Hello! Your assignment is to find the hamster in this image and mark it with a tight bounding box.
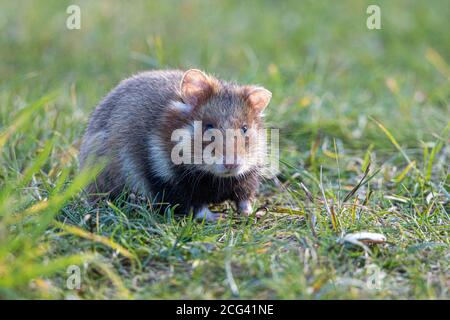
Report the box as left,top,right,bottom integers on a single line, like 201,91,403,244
79,69,272,221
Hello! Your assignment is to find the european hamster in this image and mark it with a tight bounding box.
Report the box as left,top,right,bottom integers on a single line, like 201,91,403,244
79,69,272,221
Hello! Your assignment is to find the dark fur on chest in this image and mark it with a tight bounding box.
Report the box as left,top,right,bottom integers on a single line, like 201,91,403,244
144,165,260,213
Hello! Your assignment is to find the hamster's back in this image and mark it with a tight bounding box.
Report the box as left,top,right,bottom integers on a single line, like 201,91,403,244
84,70,183,134
79,70,183,196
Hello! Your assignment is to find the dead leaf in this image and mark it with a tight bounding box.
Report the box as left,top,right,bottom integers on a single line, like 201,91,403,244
343,232,387,244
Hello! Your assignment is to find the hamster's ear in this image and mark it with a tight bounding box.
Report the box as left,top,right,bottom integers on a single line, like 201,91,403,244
244,87,272,112
180,69,214,107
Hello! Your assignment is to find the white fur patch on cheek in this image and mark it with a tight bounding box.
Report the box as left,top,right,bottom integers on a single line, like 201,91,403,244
170,100,193,113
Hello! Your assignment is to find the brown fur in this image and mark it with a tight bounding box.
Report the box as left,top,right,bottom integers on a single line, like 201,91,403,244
79,69,271,215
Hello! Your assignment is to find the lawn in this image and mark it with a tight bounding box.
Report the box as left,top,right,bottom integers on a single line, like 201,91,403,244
0,0,448,299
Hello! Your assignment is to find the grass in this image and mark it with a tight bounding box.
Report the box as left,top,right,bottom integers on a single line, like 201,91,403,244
0,0,449,299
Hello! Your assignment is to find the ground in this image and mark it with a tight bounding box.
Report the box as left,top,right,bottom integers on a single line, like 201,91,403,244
0,0,448,299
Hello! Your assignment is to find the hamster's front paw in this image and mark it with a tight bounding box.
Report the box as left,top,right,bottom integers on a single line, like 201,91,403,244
237,199,253,216
194,206,225,222
238,200,265,218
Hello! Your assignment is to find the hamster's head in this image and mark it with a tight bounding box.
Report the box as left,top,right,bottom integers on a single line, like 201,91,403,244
170,69,272,178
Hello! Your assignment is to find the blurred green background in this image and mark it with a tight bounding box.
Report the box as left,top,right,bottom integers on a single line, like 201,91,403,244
0,0,448,299
1,0,448,148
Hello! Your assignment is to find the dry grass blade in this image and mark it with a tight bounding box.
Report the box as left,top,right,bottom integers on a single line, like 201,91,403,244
393,160,416,183
299,182,315,202
54,221,135,260
371,117,423,179
343,163,371,203
271,206,304,215
426,47,450,79
371,117,412,163
319,166,338,232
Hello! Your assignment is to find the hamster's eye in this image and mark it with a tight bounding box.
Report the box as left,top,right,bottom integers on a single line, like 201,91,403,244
205,124,214,131
241,125,248,134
